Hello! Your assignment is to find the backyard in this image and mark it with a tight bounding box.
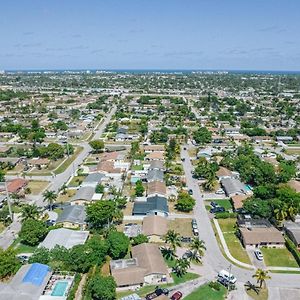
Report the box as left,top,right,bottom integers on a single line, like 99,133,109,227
27,180,49,195
168,218,193,237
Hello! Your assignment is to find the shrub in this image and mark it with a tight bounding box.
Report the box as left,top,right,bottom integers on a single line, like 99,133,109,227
215,212,237,219
209,281,221,291
67,273,82,300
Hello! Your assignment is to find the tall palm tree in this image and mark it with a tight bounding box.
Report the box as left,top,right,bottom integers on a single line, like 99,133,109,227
274,207,287,226
161,247,177,261
190,238,206,258
21,204,40,221
287,206,297,221
164,230,182,251
252,269,271,288
43,190,57,211
203,176,217,191
173,258,190,277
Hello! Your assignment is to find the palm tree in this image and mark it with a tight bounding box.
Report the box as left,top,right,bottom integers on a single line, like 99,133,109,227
43,190,57,211
287,206,297,221
252,269,271,288
189,238,206,259
274,207,287,226
21,204,40,221
164,230,182,251
173,258,190,277
161,247,177,261
203,175,217,191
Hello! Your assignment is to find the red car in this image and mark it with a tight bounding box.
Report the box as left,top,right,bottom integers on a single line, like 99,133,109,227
171,291,183,300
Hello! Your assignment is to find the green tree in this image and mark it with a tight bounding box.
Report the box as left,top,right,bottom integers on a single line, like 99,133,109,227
173,258,190,277
0,248,20,280
85,235,109,266
132,234,149,246
43,190,57,211
89,140,105,153
95,184,105,194
175,192,196,212
193,127,212,144
19,219,48,246
20,204,40,222
189,238,206,260
107,231,130,259
135,180,145,197
164,230,181,251
87,274,116,300
86,201,116,229
28,247,50,265
45,143,64,160
252,269,271,288
67,244,94,273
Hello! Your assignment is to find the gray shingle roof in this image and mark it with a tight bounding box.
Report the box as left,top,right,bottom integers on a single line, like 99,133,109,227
71,186,94,201
83,172,105,183
221,178,247,196
147,169,164,182
56,205,86,225
133,196,168,215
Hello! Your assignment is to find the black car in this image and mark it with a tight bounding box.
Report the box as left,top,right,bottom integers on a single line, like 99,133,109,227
188,189,193,195
210,207,225,213
210,201,219,208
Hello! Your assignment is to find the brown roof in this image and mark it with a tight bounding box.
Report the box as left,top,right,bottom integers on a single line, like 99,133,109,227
216,167,232,178
96,161,121,173
144,145,165,152
0,146,11,153
142,215,168,237
28,158,50,165
101,151,120,161
111,266,145,286
231,194,250,210
148,181,167,196
7,178,28,193
287,180,300,193
132,243,168,276
146,152,165,160
240,227,284,245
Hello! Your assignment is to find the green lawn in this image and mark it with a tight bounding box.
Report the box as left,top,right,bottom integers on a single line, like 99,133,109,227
68,175,86,187
246,287,268,300
54,146,83,174
12,238,37,254
172,272,199,285
218,219,251,264
261,247,299,268
184,283,226,300
205,199,232,210
132,164,143,171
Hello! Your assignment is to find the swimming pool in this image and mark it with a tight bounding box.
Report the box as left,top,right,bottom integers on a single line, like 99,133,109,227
245,184,252,192
51,281,68,297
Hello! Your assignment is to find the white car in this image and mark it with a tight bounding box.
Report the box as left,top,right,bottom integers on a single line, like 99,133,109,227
216,189,225,195
254,249,264,261
218,269,237,284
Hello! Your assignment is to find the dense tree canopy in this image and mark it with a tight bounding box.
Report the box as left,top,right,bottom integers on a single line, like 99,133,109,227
19,219,48,246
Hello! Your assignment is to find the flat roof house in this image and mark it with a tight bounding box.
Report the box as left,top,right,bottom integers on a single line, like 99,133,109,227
239,227,284,249
39,228,89,250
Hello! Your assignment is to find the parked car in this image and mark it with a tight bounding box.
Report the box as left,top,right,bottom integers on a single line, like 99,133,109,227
218,269,237,284
210,201,219,208
193,228,199,236
181,157,185,162
146,288,169,300
188,189,193,195
181,236,192,243
210,207,225,213
254,249,264,261
191,219,197,229
216,188,225,194
171,291,183,300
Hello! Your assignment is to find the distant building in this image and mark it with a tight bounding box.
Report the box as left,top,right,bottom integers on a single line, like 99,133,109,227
56,205,86,229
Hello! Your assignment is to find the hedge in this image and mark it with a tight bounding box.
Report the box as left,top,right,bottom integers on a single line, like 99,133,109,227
67,273,82,300
285,237,300,267
215,212,237,219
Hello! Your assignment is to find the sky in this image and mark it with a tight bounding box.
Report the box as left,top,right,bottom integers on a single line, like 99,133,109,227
0,0,299,71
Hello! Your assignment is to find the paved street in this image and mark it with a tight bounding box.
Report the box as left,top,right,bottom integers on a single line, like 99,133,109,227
180,145,300,293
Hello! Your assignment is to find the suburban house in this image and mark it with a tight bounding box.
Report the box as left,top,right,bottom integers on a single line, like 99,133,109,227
231,194,251,211
148,160,165,172
81,172,106,188
147,169,164,183
71,186,95,205
142,215,168,242
216,167,234,181
38,228,89,250
133,196,169,217
221,177,251,197
284,221,300,249
147,181,167,198
55,205,86,229
110,243,169,288
6,178,28,194
144,145,165,153
239,226,285,249
27,158,50,169
145,151,165,161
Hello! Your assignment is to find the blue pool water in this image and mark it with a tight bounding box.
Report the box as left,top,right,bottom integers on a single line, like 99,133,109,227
51,281,68,296
245,185,252,192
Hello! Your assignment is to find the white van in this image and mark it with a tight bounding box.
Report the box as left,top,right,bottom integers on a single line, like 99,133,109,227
217,270,237,284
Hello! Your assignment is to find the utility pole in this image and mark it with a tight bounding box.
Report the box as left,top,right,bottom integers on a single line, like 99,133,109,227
4,181,13,221
227,264,232,295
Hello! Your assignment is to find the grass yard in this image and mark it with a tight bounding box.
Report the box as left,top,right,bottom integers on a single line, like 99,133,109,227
0,222,5,233
260,247,299,268
56,189,76,203
168,218,193,237
27,180,49,195
68,175,86,187
184,283,226,300
54,146,83,174
246,287,268,300
168,200,193,215
205,199,232,210
172,272,199,285
218,219,251,264
132,164,144,171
